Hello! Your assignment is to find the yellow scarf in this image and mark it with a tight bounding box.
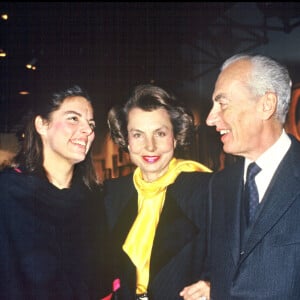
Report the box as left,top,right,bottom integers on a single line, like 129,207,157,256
122,158,211,293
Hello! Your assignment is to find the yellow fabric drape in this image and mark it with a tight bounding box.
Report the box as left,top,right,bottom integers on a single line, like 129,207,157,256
122,158,211,294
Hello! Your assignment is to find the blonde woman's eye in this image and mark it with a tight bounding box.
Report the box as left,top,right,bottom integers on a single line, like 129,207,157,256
157,131,166,137
133,132,141,138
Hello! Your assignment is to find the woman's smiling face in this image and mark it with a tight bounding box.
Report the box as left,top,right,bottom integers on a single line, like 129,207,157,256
127,107,176,182
36,96,95,167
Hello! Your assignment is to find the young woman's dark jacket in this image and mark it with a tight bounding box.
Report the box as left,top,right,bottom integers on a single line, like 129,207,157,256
0,166,111,300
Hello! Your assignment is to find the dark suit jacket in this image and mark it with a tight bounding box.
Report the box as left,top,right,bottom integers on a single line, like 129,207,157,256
209,135,300,299
104,171,212,300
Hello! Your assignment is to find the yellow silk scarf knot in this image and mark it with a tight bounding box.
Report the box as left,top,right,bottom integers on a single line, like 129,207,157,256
122,158,211,293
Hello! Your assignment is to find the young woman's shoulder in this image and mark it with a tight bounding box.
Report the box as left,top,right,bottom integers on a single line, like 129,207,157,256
0,166,25,186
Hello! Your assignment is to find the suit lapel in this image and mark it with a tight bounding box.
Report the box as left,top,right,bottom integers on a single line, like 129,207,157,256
239,141,300,263
109,176,138,293
150,180,199,278
117,194,137,294
222,161,245,266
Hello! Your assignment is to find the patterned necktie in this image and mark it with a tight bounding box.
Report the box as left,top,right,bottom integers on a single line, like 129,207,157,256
244,162,261,224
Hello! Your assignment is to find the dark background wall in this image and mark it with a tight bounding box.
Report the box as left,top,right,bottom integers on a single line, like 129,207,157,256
1,2,300,174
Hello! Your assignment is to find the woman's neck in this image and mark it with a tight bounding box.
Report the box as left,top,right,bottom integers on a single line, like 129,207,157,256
47,172,73,189
44,163,74,189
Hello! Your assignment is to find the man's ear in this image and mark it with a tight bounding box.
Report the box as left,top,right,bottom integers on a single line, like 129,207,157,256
260,92,277,120
34,115,47,135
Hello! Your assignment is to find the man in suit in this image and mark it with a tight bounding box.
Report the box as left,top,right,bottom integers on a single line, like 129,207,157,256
180,54,300,299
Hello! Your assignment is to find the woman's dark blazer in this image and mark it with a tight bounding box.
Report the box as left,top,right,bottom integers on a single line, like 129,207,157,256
104,171,212,300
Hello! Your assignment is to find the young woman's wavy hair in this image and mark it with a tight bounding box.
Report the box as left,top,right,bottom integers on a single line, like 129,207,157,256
107,84,195,155
13,85,97,189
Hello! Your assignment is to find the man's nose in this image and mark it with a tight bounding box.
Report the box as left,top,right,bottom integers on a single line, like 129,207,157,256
206,108,219,126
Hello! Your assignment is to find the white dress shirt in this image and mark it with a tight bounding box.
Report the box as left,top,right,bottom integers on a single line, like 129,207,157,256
244,130,291,202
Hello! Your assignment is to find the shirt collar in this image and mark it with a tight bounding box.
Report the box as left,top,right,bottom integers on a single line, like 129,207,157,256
244,129,291,180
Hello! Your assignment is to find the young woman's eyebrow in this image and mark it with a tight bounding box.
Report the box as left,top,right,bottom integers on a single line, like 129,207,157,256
64,110,95,122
